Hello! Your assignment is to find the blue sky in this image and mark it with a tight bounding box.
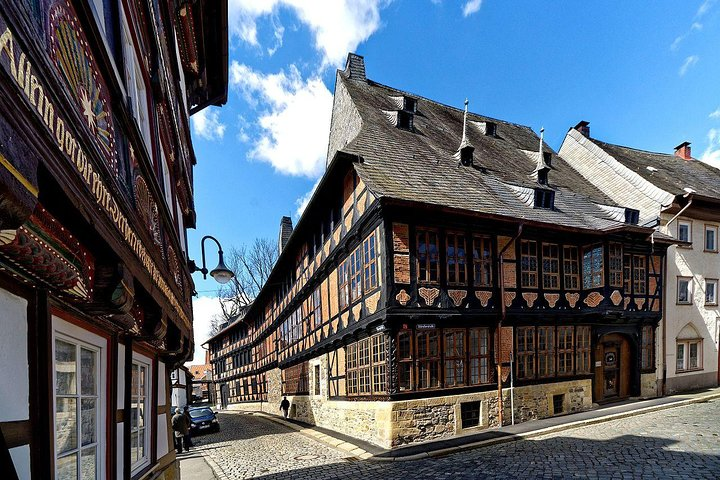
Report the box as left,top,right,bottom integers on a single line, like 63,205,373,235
185,0,720,363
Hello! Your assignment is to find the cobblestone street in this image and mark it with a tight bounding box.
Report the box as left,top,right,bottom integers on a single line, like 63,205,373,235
185,400,720,480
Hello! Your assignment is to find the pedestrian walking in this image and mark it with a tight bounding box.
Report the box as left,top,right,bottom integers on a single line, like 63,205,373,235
183,405,194,447
171,407,190,453
279,396,290,419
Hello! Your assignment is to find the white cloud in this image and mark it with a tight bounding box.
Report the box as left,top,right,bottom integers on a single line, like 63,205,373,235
700,128,720,169
191,108,226,141
229,0,385,67
679,55,699,76
462,0,482,17
188,296,224,365
670,22,703,51
295,177,322,218
230,62,333,177
709,107,720,119
696,0,717,18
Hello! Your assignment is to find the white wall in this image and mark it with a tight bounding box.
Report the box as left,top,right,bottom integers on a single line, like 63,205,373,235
157,414,169,458
170,369,188,408
9,446,30,480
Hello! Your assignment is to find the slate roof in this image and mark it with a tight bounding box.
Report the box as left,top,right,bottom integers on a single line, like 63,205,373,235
585,139,720,200
334,68,648,233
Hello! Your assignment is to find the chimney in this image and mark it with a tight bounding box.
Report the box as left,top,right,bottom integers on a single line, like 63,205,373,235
344,53,366,81
674,141,692,160
574,120,590,138
278,216,293,255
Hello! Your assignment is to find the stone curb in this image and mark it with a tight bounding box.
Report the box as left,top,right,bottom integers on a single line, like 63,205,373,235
367,391,720,462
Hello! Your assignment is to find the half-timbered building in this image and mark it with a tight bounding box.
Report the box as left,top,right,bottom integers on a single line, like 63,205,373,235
0,1,227,478
207,54,670,449
560,124,720,393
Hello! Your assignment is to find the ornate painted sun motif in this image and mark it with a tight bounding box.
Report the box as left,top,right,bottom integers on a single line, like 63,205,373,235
48,1,117,174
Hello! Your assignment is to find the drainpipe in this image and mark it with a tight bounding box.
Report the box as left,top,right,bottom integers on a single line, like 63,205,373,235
659,194,693,396
497,224,523,427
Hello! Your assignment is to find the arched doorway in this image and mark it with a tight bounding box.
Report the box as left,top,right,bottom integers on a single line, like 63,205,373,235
594,333,632,402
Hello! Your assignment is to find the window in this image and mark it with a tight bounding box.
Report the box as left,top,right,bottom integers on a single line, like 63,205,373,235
557,326,574,376
417,229,440,283
676,340,702,372
678,221,691,244
130,358,150,472
472,236,492,287
460,401,481,429
537,326,555,378
485,122,497,136
677,277,692,304
624,209,639,225
520,240,538,288
312,287,322,329
705,225,718,252
346,334,386,396
444,330,465,387
446,233,467,285
534,189,555,209
563,246,580,290
403,96,417,113
338,259,350,310
516,327,536,380
397,110,414,130
608,244,623,287
363,233,378,292
283,362,309,395
633,255,646,295
552,394,565,415
371,334,387,394
623,253,631,293
576,326,592,374
53,321,105,480
641,326,654,370
469,328,492,385
542,243,560,289
416,330,440,389
397,330,413,391
350,247,362,301
582,246,604,289
706,279,718,305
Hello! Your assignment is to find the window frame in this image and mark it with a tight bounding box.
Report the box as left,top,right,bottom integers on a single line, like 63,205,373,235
582,245,604,289
676,339,703,372
416,229,440,284
557,326,574,376
576,326,592,374
677,277,693,305
541,243,560,290
537,326,555,378
608,243,623,288
52,316,107,480
446,232,468,286
563,246,580,291
706,279,718,306
362,232,379,294
704,224,718,252
338,258,350,310
468,327,492,385
633,255,647,295
130,351,152,475
397,330,414,391
415,329,441,389
677,220,692,245
350,247,363,302
443,329,466,387
516,326,536,380
472,235,493,287
520,240,539,288
346,334,386,397
641,325,654,371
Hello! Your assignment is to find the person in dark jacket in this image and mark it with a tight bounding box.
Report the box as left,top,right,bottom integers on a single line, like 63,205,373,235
183,405,194,447
280,396,290,418
171,407,189,453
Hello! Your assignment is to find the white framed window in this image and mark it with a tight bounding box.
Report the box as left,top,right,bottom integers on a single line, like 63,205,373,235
677,220,692,245
706,279,718,306
677,277,692,304
52,316,106,480
676,323,703,373
705,225,718,252
121,11,151,153
130,353,152,475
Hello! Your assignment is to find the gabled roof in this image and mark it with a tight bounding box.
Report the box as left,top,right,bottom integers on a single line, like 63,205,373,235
332,66,646,233
584,138,720,200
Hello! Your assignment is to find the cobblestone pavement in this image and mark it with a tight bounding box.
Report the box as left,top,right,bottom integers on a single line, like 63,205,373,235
187,400,720,480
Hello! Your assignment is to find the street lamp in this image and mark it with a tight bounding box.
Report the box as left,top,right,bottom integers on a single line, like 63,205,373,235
189,235,235,284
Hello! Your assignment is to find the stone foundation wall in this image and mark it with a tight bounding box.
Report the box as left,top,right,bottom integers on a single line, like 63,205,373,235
640,372,658,398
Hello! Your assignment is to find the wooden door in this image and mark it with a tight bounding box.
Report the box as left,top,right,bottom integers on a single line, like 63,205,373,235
594,334,631,402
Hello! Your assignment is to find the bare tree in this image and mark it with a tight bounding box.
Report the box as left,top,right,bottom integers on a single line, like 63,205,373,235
216,238,278,322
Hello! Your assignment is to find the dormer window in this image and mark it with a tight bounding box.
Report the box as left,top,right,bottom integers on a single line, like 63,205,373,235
397,110,414,130
538,169,549,185
485,122,497,136
460,145,474,166
543,152,552,167
534,188,554,209
625,208,640,225
403,96,417,113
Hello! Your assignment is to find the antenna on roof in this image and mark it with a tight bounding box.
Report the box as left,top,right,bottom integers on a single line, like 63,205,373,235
456,99,475,166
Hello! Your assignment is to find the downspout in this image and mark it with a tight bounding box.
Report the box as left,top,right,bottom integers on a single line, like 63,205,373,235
658,194,693,396
497,224,523,427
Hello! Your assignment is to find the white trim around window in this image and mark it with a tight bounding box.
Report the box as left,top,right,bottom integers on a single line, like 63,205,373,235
130,352,153,476
676,339,703,372
677,277,693,305
705,225,718,252
52,316,107,480
677,220,692,245
706,279,718,306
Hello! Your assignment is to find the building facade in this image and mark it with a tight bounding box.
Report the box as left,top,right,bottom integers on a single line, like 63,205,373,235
206,54,670,449
0,1,227,478
560,125,720,393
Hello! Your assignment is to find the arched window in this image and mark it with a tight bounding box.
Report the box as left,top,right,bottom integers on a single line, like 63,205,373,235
676,323,703,372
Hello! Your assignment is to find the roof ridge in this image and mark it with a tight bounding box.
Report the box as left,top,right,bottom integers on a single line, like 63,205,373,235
591,137,675,158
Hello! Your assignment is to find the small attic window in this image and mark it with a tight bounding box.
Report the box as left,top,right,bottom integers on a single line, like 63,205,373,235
397,110,414,130
625,208,640,225
534,188,555,209
460,146,474,166
543,152,552,166
538,169,549,185
403,96,417,113
485,122,497,136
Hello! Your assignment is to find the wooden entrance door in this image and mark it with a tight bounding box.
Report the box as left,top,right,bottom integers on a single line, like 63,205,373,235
220,383,229,409
594,334,631,402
